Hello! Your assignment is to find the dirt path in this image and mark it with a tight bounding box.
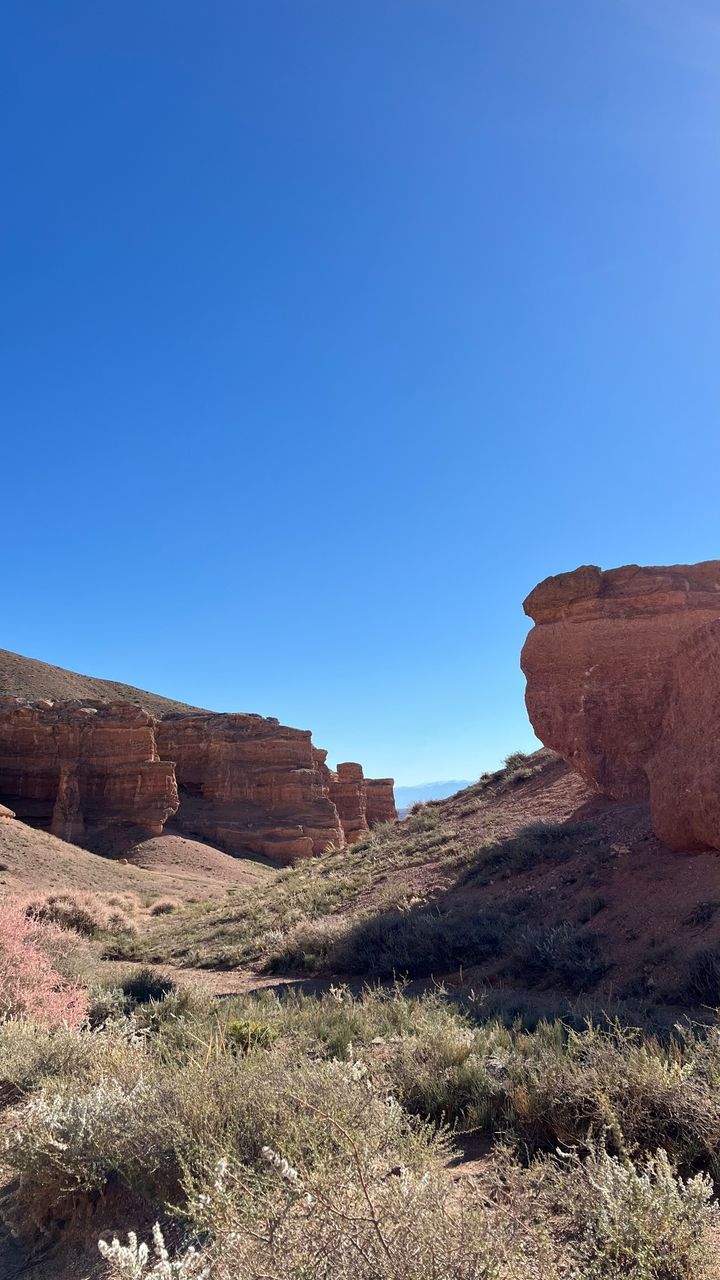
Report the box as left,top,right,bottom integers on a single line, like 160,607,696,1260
97,957,356,998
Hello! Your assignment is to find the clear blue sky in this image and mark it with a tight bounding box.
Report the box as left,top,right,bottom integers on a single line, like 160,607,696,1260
3,2,720,785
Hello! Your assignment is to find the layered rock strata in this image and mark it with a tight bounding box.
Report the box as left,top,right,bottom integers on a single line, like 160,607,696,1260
328,762,369,844
521,560,720,850
0,698,178,841
156,713,345,863
0,684,396,862
366,778,397,826
325,764,399,844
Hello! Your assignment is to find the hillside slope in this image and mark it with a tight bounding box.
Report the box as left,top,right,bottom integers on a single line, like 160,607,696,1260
0,816,274,903
128,749,720,1004
0,647,204,716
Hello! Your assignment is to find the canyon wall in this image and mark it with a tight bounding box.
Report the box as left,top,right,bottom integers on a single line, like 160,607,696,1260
521,560,720,850
156,713,346,863
0,698,178,841
0,684,396,862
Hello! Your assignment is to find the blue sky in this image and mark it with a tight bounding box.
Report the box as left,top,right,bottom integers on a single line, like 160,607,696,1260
2,1,720,784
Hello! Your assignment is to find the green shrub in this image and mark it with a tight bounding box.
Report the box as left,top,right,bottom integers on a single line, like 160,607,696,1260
226,1019,278,1053
511,922,608,992
120,966,176,1006
326,905,508,979
503,750,528,772
550,1145,717,1279
86,984,130,1028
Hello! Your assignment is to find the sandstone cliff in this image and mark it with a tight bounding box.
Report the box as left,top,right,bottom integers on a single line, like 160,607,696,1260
156,713,346,863
521,560,720,850
0,653,396,862
366,777,397,826
0,698,178,841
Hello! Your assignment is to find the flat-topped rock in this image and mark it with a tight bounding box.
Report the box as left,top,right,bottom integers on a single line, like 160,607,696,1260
366,778,397,826
156,712,345,860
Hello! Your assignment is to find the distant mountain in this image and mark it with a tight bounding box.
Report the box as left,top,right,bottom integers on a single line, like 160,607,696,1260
394,780,473,815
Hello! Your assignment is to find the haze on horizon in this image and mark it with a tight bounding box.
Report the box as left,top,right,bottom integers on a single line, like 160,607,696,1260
3,1,720,787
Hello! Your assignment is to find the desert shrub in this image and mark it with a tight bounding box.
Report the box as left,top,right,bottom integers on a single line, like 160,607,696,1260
404,805,441,832
322,905,508,979
549,1145,717,1278
465,820,595,884
6,1034,442,1224
226,1019,278,1053
4,977,720,1280
26,891,135,938
578,894,608,924
681,948,720,1005
503,750,528,772
86,984,131,1028
683,902,720,929
97,1133,720,1280
266,917,346,973
510,766,534,783
149,898,181,917
511,922,608,991
120,967,176,1006
0,903,87,1029
99,1223,208,1279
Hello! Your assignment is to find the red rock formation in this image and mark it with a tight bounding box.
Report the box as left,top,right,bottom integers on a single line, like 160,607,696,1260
326,764,398,842
0,699,178,841
366,778,397,826
156,713,345,863
521,560,720,850
0,803,15,820
0,670,396,862
646,619,720,851
328,763,369,844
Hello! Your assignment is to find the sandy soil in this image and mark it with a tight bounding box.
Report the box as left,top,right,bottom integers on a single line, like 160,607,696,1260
0,820,273,906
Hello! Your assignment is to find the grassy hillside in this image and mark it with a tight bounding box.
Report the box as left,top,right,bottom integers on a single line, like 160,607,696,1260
115,749,720,1008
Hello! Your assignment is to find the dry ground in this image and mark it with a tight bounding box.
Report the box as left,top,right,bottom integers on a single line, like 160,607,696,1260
0,646,203,715
0,819,274,909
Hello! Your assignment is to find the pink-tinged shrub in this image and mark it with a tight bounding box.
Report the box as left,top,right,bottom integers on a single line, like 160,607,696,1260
0,902,88,1029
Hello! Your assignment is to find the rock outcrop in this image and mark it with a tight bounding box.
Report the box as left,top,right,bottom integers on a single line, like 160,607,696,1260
521,560,720,850
324,764,399,844
366,777,397,826
645,619,720,851
156,713,346,863
328,763,369,844
0,699,179,841
0,653,397,862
